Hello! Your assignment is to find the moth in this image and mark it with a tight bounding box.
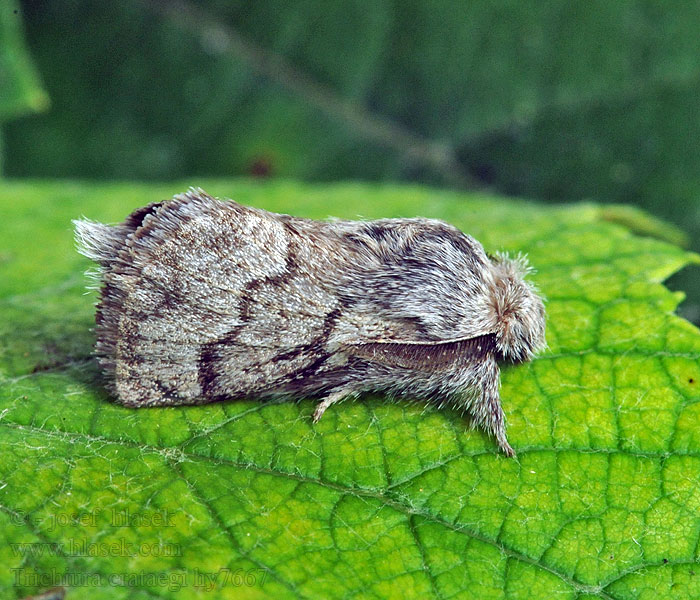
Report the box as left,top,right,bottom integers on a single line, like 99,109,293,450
74,188,546,456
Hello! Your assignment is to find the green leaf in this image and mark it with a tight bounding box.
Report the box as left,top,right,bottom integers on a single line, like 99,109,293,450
0,1,49,122
2,180,700,599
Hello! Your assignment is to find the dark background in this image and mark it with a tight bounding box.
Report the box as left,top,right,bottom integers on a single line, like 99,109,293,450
3,0,700,320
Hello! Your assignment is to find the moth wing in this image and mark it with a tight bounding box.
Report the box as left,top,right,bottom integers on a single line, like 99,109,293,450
93,190,340,406
344,334,496,372
90,190,294,406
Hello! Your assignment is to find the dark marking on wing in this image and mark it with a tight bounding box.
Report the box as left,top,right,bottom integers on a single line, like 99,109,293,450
347,334,496,372
197,218,336,399
270,307,342,365
363,223,393,243
238,223,300,323
281,221,299,273
124,201,165,229
197,328,244,399
238,279,262,323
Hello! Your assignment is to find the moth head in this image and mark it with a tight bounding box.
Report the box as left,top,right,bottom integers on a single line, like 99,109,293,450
487,252,546,363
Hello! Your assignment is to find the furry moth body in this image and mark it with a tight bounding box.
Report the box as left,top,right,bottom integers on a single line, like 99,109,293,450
74,189,546,456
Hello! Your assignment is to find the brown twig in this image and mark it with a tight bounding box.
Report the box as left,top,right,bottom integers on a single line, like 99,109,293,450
142,0,477,188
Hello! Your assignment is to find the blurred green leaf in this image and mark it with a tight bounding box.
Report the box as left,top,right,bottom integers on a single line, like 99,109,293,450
2,180,700,599
5,2,700,190
0,0,48,122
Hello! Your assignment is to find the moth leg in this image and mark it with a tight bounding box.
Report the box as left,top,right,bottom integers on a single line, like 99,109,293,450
489,403,515,458
312,389,354,423
479,358,516,457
